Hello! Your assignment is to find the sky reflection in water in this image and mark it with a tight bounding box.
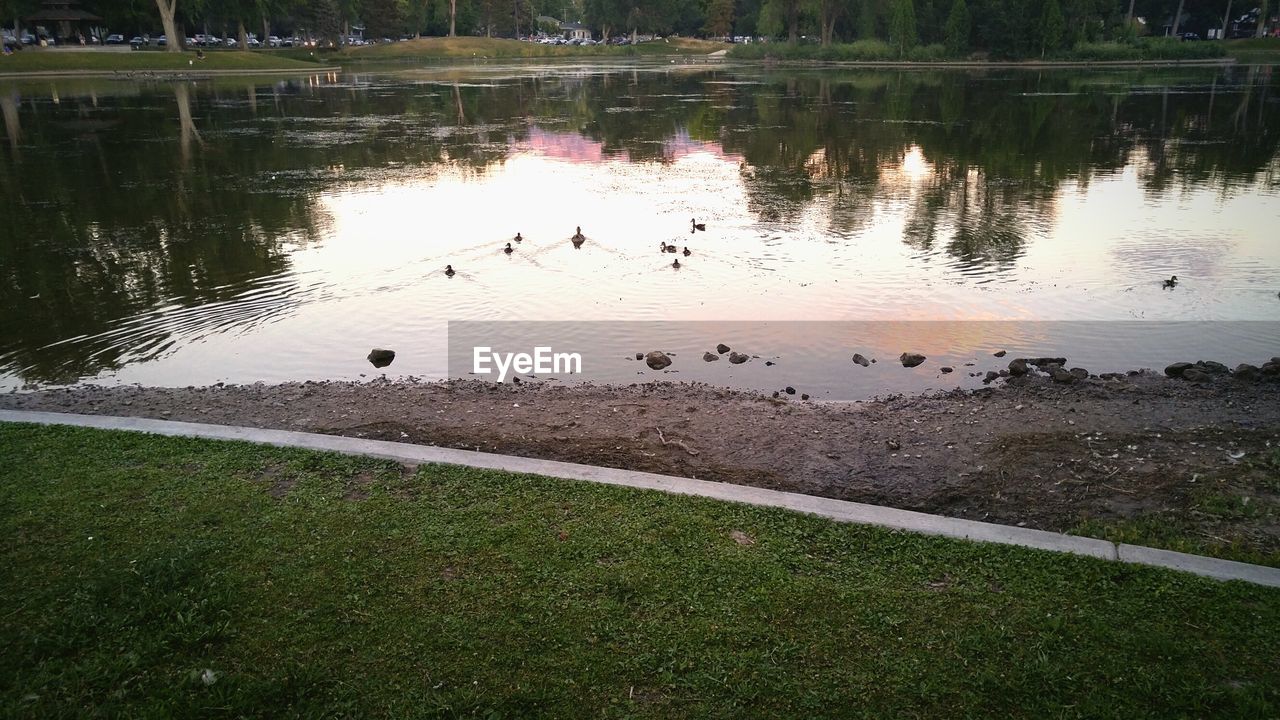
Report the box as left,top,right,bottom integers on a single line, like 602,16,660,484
0,63,1277,396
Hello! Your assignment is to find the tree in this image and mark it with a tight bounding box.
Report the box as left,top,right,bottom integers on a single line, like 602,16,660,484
889,0,916,54
363,0,403,36
584,0,626,39
1256,0,1269,37
783,0,798,40
154,0,182,50
1037,0,1063,56
705,0,734,36
943,0,968,54
336,0,360,41
810,0,846,45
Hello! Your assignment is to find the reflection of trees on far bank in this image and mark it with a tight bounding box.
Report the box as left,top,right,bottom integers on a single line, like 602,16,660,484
0,79,327,384
0,66,1276,384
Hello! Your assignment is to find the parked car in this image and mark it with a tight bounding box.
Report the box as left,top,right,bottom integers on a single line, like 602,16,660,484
129,36,144,49
267,35,281,47
1179,32,1202,41
105,33,124,44
153,35,167,46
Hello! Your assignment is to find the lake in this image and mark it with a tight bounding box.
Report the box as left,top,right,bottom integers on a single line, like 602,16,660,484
2,61,1278,399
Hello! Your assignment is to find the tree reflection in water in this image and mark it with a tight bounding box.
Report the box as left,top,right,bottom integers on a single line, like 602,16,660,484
0,65,1275,385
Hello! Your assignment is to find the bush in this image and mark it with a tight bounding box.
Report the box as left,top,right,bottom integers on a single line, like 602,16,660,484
727,36,1227,63
1066,38,1226,61
906,43,947,61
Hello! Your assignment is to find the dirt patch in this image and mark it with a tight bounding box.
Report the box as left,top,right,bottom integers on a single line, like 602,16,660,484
3,373,1277,554
253,463,296,499
342,470,377,501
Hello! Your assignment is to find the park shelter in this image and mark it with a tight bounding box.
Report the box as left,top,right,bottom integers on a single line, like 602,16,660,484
25,0,101,42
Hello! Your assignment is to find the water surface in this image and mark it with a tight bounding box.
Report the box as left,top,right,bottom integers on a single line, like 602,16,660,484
1,62,1277,397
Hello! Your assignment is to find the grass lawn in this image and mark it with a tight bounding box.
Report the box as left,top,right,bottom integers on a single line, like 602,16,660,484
339,36,726,61
1071,446,1280,568
1,423,1277,718
0,49,326,74
1226,37,1280,62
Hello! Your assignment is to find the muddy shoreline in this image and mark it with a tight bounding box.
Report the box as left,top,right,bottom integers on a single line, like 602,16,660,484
4,368,1278,554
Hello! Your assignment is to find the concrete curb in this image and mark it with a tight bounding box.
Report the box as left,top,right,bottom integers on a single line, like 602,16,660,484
3,409,1278,588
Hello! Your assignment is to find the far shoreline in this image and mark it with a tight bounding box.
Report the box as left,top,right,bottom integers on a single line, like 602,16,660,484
0,66,342,79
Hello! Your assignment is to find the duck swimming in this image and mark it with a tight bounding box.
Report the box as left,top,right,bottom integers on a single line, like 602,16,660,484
514,232,523,243
1163,275,1178,289
672,257,681,269
691,218,705,232
504,243,514,254
572,226,585,248
682,246,691,257
445,264,455,277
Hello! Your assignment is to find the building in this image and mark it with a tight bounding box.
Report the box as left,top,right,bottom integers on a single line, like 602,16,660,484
560,22,591,41
24,0,101,42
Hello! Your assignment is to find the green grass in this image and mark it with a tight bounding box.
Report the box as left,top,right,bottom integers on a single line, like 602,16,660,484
1225,37,1280,62
1,423,1277,718
1071,448,1280,567
728,39,949,62
0,49,326,74
338,36,726,62
728,37,1227,63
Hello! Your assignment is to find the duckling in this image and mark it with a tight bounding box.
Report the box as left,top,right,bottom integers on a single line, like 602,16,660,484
691,218,705,232
672,257,681,269
445,264,455,277
1163,275,1178,289
514,232,523,243
571,226,585,248
503,242,514,255
682,246,691,257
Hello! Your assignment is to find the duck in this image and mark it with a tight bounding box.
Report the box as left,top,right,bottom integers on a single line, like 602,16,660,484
571,226,585,247
672,258,681,269
691,218,705,232
514,232,523,243
503,242,514,254
682,246,691,257
1162,275,1178,289
445,264,455,277
660,241,672,253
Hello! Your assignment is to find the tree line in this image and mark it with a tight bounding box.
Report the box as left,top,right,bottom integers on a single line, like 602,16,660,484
0,0,1271,56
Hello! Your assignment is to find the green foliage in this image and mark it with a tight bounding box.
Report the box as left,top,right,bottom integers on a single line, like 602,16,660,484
756,0,784,37
943,0,968,56
361,0,404,37
1066,38,1227,61
1037,0,1064,58
729,37,898,59
704,0,735,36
906,40,946,60
14,0,1244,58
888,0,916,55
